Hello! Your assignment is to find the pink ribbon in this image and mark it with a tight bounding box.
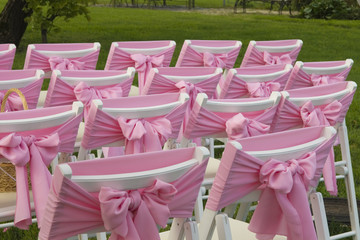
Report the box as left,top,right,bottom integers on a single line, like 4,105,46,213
118,117,172,154
99,179,177,240
263,51,292,65
246,81,281,97
249,152,318,240
130,54,164,73
0,133,60,229
203,52,227,68
225,113,270,140
300,100,342,128
310,74,345,86
48,56,85,70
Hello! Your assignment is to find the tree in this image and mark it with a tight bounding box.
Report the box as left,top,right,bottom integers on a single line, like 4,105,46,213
25,0,93,43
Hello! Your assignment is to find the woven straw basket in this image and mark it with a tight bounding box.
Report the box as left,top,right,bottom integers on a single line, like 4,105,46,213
0,88,30,192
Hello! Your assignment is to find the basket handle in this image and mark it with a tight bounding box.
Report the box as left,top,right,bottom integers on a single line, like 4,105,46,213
1,88,28,112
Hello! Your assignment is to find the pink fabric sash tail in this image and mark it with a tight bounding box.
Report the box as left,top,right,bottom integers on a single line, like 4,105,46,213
25,50,99,72
0,48,16,70
118,117,172,155
246,81,281,98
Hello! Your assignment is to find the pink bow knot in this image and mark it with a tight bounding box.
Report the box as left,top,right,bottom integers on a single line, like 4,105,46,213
130,54,164,73
203,52,227,68
310,74,344,86
263,51,292,65
99,179,177,240
226,113,270,140
246,81,281,97
300,100,342,127
175,80,205,106
48,56,85,70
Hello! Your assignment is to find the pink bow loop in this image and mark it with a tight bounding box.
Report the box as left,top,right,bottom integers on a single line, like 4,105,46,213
300,101,342,127
246,81,281,97
203,52,227,68
99,180,176,240
263,51,292,65
130,54,164,73
226,113,270,140
49,56,85,70
310,74,345,86
0,133,29,167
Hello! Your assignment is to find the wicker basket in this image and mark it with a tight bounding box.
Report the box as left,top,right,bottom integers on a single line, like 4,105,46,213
0,88,29,193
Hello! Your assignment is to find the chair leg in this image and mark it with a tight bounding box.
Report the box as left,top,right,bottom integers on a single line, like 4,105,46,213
215,213,232,240
184,221,200,240
310,192,331,240
194,188,204,223
235,202,252,221
96,232,107,240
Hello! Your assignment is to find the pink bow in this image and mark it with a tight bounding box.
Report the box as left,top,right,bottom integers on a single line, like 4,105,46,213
130,54,164,73
203,52,227,68
246,81,281,97
310,74,345,86
263,51,292,65
48,56,85,70
249,152,318,240
0,133,60,229
225,113,270,140
118,117,172,154
99,179,177,240
300,101,342,127
0,91,25,112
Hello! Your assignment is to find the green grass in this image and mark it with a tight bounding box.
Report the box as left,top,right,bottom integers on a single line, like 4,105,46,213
0,2,360,239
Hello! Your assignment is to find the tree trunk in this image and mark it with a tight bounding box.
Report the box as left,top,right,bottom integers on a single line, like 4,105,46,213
0,0,32,46
41,28,47,43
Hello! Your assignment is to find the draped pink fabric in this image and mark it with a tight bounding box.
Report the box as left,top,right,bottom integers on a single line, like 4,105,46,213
241,44,301,68
81,101,188,155
183,100,278,140
271,90,355,195
206,131,337,240
0,79,43,111
176,45,240,69
218,67,290,99
104,46,175,93
0,114,82,229
0,48,15,70
24,50,99,72
39,156,209,240
284,65,351,90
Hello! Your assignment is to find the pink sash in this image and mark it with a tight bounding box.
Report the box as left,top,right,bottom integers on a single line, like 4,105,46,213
25,50,99,72
177,46,240,69
39,157,208,240
104,46,175,93
206,132,337,240
0,79,43,111
0,114,82,229
285,66,350,90
242,44,301,67
0,48,15,70
184,100,278,140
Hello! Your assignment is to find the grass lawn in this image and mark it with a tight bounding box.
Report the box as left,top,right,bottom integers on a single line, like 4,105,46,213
0,1,360,239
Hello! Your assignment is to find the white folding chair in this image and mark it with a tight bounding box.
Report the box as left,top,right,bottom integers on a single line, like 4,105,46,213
199,126,337,240
39,146,210,240
240,39,303,68
0,44,16,70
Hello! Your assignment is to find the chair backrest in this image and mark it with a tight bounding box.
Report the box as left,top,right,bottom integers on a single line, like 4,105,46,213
44,68,135,108
175,40,242,69
0,69,45,111
218,64,293,99
0,102,83,230
24,42,101,77
181,92,281,148
105,40,176,93
284,59,353,90
240,39,303,68
39,146,210,240
79,92,189,159
199,126,337,240
0,44,16,70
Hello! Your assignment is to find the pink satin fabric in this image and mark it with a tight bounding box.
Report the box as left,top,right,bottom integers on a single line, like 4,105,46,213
284,64,351,90
39,155,209,239
0,79,43,111
271,90,355,195
218,66,291,99
241,44,301,68
176,45,240,69
206,131,337,240
104,46,175,93
183,100,278,140
0,48,15,70
81,100,188,155
0,114,82,229
24,50,99,72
